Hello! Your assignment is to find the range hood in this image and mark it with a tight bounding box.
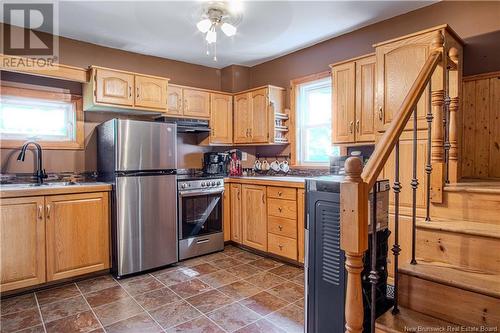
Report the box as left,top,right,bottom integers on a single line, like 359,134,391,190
155,117,210,133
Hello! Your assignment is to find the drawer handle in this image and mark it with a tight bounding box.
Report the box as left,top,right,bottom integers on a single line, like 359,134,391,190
278,225,283,231
278,244,283,250
278,191,282,197
197,239,210,244
129,86,132,98
278,207,282,213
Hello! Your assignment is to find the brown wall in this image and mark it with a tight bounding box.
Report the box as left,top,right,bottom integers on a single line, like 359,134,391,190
249,1,500,106
221,65,251,93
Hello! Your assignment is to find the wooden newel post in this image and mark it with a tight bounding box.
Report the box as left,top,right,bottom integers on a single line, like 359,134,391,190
341,157,368,333
448,47,460,183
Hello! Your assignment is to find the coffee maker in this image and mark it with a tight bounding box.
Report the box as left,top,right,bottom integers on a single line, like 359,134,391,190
203,152,230,175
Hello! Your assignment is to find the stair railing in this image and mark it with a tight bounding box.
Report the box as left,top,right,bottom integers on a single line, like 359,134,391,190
340,31,459,333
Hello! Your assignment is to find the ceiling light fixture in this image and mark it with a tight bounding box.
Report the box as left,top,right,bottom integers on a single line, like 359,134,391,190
196,4,240,62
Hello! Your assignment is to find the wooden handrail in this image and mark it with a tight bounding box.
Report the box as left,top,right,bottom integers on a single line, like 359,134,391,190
361,50,442,189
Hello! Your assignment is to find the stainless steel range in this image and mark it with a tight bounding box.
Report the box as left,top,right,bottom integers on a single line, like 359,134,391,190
177,177,225,260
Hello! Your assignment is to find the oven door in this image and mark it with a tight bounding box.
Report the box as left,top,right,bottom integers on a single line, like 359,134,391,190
178,188,223,240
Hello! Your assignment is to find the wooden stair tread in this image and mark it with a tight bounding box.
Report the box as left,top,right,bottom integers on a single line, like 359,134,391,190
376,307,453,332
445,181,500,194
399,262,500,298
417,219,500,238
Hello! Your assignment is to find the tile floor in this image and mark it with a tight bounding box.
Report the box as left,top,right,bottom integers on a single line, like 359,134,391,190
0,245,305,333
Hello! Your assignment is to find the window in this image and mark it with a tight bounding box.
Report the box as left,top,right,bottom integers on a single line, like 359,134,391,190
296,76,337,165
0,85,83,149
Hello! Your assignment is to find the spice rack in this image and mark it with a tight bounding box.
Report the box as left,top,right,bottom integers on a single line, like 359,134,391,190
271,108,290,144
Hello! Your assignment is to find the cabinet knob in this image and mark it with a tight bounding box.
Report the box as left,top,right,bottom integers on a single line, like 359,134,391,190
278,244,283,250
46,204,51,219
278,191,282,196
129,86,132,98
356,120,360,133
278,225,283,231
378,106,383,121
349,121,354,134
278,207,282,213
136,87,140,98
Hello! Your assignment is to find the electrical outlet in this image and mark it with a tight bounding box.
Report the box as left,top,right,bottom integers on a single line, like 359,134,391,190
241,152,248,161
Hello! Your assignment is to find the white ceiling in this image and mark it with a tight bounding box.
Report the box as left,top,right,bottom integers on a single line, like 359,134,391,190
7,1,436,68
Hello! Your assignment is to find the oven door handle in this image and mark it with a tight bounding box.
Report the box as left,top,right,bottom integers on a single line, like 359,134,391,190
179,189,224,197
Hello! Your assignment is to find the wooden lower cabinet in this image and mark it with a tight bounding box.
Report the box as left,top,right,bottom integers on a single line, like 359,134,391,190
230,184,243,243
46,192,110,281
241,185,268,252
0,197,46,292
0,191,110,292
223,184,231,241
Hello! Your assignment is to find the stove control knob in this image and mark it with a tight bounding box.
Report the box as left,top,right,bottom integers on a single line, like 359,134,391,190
201,182,206,187
216,181,221,186
211,181,216,187
180,183,186,189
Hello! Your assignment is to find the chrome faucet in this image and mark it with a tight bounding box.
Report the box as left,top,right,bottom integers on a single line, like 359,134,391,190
17,142,48,184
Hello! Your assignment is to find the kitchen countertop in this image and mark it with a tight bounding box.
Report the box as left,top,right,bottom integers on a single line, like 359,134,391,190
0,182,112,198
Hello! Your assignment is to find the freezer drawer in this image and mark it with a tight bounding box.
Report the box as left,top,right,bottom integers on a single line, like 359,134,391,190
115,174,177,276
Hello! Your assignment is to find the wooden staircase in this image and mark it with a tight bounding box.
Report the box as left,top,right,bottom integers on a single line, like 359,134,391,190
377,181,500,331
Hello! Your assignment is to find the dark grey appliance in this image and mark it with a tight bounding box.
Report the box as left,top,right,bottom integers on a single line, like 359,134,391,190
203,152,230,175
305,176,391,333
155,116,210,133
177,177,225,260
97,119,178,278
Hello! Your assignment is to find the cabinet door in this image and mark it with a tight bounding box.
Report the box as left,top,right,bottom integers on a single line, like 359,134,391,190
183,88,210,119
332,62,356,143
46,192,110,281
376,32,433,132
135,75,168,110
210,93,233,144
355,56,376,142
223,184,231,242
297,189,305,264
242,185,267,251
0,197,45,292
250,88,269,143
233,93,251,143
230,184,242,243
167,85,183,116
95,68,134,106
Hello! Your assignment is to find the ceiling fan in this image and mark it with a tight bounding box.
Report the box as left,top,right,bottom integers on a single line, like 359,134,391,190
196,1,242,61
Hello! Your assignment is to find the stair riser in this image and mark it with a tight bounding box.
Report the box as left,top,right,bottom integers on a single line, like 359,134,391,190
399,273,500,327
432,191,500,224
417,228,500,274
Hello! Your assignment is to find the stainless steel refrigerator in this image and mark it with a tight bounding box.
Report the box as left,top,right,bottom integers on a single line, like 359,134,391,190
97,119,178,277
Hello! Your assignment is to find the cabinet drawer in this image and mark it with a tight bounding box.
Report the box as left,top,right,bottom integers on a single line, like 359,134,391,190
268,198,297,219
268,216,297,239
268,233,297,260
267,186,296,200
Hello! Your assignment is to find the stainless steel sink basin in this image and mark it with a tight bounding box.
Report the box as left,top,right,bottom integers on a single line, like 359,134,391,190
1,182,80,188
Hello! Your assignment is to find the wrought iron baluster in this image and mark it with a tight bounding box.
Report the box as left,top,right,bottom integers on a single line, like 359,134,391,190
392,141,401,314
411,107,418,265
425,84,433,222
369,187,379,333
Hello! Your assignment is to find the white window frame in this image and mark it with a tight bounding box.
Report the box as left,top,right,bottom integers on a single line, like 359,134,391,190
0,84,84,150
294,76,332,166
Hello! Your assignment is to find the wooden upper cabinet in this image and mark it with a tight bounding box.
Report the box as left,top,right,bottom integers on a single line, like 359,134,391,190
376,32,434,132
167,85,183,116
332,62,356,143
241,185,267,252
355,56,376,142
250,88,269,143
0,197,46,292
210,93,233,144
135,75,168,110
45,192,110,281
234,93,251,143
230,184,242,243
95,68,134,106
183,88,210,119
